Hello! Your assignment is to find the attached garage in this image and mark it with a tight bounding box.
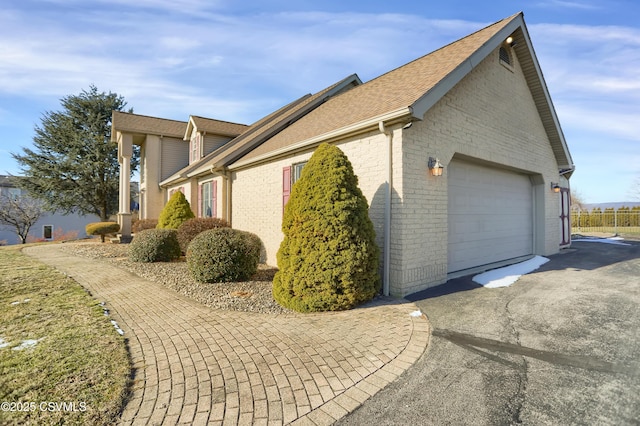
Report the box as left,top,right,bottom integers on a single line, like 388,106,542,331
447,160,534,273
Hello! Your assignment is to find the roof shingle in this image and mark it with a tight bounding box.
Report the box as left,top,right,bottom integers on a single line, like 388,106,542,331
189,116,249,137
111,111,187,140
236,14,518,163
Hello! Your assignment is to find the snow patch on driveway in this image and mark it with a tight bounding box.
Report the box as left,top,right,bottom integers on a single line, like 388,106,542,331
572,237,631,246
473,256,550,288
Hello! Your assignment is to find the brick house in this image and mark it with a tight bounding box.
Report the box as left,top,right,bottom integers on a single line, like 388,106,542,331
114,12,574,296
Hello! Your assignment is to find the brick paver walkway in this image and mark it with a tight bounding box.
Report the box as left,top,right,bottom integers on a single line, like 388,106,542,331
25,245,429,425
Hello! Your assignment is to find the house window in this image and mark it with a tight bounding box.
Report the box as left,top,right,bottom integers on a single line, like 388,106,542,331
199,180,217,218
43,225,53,240
190,133,201,163
292,161,307,185
283,161,307,213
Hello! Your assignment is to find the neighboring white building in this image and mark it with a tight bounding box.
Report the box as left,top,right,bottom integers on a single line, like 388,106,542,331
0,175,101,245
114,13,575,296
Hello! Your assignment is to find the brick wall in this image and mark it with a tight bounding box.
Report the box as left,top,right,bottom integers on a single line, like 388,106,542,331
396,44,562,294
231,44,564,297
231,130,402,286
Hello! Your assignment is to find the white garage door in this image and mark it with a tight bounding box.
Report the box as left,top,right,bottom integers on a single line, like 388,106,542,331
448,160,533,273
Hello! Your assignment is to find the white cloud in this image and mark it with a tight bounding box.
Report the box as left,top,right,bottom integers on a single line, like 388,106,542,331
534,0,601,10
159,37,203,51
556,102,640,143
529,22,640,138
0,6,489,123
0,3,637,203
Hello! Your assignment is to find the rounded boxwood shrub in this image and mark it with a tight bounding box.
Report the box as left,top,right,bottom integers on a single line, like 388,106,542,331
273,143,380,313
86,221,120,243
157,191,195,230
129,229,181,263
187,228,260,283
132,218,158,233
177,217,230,254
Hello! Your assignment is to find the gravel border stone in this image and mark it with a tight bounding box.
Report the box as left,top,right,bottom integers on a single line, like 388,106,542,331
61,241,293,315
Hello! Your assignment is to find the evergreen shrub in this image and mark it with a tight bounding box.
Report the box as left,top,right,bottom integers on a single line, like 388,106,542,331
186,228,260,283
157,191,195,229
177,217,230,253
273,143,380,313
132,219,158,233
86,222,120,243
129,229,181,262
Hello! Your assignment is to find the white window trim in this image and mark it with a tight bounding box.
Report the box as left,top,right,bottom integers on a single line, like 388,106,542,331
200,179,214,218
190,133,201,163
292,161,307,185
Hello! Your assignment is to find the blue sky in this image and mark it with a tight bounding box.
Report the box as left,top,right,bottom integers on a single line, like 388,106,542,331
1,0,638,203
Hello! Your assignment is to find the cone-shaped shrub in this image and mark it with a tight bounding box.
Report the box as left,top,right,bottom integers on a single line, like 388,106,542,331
273,143,380,312
157,191,195,229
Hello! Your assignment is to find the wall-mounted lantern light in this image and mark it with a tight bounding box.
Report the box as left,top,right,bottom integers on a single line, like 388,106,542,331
506,36,517,47
428,157,444,177
551,182,561,193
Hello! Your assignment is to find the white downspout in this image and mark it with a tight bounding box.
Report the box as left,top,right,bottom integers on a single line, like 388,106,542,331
225,170,232,226
378,121,392,296
209,166,233,226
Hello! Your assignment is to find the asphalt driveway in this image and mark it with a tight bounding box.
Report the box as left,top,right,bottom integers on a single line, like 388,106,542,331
339,239,640,425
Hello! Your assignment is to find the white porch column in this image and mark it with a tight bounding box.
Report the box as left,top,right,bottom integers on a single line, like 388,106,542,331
117,132,133,239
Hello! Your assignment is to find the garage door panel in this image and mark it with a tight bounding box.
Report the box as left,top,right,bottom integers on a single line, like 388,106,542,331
448,160,533,273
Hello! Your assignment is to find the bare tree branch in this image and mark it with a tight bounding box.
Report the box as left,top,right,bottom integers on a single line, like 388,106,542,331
0,194,46,244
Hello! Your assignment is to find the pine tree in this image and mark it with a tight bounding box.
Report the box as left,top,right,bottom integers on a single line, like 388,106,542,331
590,207,602,227
11,86,137,221
603,208,615,227
157,191,195,229
273,143,380,312
618,206,630,227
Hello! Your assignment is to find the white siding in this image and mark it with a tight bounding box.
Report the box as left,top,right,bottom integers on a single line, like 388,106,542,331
161,137,189,181
203,134,232,156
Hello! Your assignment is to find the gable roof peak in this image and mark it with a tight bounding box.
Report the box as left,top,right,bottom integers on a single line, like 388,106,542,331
184,115,249,140
233,12,572,173
367,12,523,88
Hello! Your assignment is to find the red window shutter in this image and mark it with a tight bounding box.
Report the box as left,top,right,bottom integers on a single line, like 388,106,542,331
198,184,203,217
212,181,218,218
283,166,291,213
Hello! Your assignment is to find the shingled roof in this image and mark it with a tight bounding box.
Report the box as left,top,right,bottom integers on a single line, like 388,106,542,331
111,111,187,140
160,73,362,184
185,116,249,139
231,12,573,172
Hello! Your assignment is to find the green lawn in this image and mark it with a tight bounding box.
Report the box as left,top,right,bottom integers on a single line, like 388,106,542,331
0,245,130,425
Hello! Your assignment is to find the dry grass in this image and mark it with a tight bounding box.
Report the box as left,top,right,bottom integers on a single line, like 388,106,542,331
0,244,130,426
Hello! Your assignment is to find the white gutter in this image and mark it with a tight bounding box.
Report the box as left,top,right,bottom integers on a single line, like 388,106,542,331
228,107,412,171
378,121,393,297
159,173,187,188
